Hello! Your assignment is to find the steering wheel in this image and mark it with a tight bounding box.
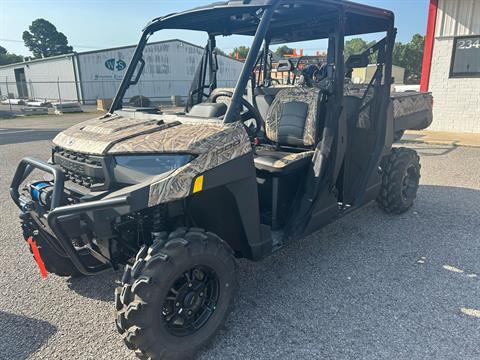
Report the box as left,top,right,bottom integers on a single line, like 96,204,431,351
210,91,264,139
299,64,328,88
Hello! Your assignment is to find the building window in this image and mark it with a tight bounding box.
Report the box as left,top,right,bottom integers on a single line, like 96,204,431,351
450,35,480,78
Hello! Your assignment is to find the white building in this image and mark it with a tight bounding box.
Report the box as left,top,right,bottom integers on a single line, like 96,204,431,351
0,39,243,105
421,0,480,133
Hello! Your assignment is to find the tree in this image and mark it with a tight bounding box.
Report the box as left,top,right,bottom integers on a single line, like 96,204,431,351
393,34,425,84
22,19,73,58
274,45,294,57
229,46,250,59
344,38,368,60
404,34,425,83
344,38,377,63
0,45,24,65
344,34,425,84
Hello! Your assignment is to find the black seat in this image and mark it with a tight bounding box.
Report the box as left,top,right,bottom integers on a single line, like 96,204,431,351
254,87,322,174
254,85,293,121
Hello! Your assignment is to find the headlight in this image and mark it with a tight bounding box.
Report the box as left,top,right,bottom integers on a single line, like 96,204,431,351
113,154,195,184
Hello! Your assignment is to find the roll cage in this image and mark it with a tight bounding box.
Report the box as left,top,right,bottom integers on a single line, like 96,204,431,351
110,0,395,119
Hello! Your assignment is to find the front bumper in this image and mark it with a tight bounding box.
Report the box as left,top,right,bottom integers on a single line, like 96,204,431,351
10,157,131,275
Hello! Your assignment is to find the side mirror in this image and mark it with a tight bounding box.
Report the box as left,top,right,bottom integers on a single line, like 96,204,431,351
277,59,294,72
345,53,369,69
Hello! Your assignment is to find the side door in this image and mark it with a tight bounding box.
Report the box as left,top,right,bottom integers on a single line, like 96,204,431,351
341,36,395,207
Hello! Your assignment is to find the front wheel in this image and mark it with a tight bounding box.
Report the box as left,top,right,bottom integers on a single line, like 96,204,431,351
377,147,421,214
115,228,236,360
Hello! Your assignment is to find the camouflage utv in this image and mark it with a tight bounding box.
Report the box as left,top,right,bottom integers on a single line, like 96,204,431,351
10,1,424,359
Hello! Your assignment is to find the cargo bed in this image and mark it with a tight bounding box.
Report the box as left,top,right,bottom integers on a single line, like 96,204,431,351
392,91,433,133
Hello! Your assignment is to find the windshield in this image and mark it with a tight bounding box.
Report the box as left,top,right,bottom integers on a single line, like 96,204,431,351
109,5,272,115
106,31,244,111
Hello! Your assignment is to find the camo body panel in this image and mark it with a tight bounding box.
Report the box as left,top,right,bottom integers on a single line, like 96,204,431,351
53,114,164,155
344,84,432,128
109,122,241,154
148,121,251,206
265,87,321,146
393,93,432,118
344,83,432,122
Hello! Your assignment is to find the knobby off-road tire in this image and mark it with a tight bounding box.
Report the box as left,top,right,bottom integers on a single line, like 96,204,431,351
377,147,421,214
115,228,237,360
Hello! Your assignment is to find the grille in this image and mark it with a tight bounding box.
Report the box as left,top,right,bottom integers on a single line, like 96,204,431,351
55,148,102,166
53,148,106,189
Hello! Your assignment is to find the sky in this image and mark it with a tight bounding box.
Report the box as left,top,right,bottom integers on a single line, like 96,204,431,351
0,0,429,57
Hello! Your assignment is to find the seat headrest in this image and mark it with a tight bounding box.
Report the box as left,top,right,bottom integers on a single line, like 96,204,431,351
265,87,322,147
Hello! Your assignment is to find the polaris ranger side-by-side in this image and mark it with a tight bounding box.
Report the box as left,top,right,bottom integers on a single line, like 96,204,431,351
10,1,430,359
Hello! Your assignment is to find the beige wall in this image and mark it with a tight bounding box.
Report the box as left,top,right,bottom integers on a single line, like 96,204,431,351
429,38,480,133
427,0,480,133
436,0,480,37
351,65,405,84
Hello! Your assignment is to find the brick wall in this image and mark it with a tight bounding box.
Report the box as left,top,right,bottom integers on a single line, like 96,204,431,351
428,38,480,133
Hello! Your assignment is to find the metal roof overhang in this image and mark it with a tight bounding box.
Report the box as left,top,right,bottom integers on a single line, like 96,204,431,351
144,0,394,44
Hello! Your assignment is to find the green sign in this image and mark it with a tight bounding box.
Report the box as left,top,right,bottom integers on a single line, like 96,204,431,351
105,58,127,71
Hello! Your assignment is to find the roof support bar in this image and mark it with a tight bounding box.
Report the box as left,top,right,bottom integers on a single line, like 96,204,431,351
224,0,280,123
109,31,150,112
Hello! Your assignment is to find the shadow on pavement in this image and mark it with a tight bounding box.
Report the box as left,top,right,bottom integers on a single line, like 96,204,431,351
401,142,458,157
0,311,57,359
67,269,122,302
0,128,61,146
200,184,480,359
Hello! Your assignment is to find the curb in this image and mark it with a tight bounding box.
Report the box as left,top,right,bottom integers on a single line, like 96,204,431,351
401,138,480,148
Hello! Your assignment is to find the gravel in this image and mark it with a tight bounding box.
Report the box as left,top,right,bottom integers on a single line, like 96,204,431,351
1,119,479,360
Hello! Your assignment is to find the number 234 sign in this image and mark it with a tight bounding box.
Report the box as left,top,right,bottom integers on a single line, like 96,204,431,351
457,38,480,50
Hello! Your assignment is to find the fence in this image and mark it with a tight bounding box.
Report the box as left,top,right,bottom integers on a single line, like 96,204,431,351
0,78,238,107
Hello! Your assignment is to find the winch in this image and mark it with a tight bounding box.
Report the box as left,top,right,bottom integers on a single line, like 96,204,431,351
30,181,55,209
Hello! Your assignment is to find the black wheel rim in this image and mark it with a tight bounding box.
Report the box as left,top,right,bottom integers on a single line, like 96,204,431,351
402,165,419,201
162,266,220,337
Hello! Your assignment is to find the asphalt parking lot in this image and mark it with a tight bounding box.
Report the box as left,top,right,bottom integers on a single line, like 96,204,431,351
0,115,479,360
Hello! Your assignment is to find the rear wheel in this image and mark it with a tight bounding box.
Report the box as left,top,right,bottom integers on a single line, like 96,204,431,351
377,147,421,214
115,228,236,360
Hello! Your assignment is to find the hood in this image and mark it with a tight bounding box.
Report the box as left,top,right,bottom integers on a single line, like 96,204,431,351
52,113,230,155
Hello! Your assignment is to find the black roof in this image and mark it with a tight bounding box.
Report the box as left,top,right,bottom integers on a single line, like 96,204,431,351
146,0,394,44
